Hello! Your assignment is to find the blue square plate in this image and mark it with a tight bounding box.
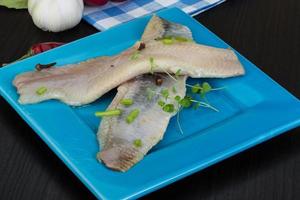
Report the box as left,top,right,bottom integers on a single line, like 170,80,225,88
1,8,300,200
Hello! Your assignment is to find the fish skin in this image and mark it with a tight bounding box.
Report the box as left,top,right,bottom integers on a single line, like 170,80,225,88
97,74,187,172
141,15,193,42
13,15,244,106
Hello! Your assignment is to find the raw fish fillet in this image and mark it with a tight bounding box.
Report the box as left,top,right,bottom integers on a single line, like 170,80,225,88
98,74,187,172
13,16,244,106
97,16,245,171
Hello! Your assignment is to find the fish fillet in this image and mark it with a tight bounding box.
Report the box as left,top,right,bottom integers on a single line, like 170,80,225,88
13,16,244,106
98,74,187,172
97,16,246,171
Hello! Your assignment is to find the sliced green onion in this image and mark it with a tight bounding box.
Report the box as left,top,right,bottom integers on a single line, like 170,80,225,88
120,98,133,106
159,36,191,44
95,109,122,117
162,38,174,45
162,104,175,113
126,109,140,124
133,139,142,148
174,36,191,42
36,87,47,95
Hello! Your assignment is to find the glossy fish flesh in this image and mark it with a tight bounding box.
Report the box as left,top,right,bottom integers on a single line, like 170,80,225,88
97,16,245,171
98,74,187,171
13,16,244,106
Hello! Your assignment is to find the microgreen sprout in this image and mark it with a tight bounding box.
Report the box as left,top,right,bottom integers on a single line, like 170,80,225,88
172,86,177,93
162,104,175,113
149,57,157,74
175,69,181,79
178,96,193,108
146,88,155,101
158,100,165,107
176,107,184,135
130,51,140,60
160,89,169,100
191,83,201,94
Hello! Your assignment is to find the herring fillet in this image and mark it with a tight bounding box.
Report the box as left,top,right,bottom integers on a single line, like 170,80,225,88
97,16,194,172
98,75,187,172
13,16,244,106
98,16,245,172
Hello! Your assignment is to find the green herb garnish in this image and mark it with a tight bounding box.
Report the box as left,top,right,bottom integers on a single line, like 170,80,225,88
179,96,193,108
162,38,174,45
201,82,212,97
36,87,47,95
130,51,140,60
172,86,177,93
146,88,155,101
120,98,133,106
175,95,181,102
95,109,122,117
126,109,140,124
162,104,175,113
175,69,181,79
161,89,169,100
149,57,157,74
133,139,142,148
193,102,201,110
174,36,191,42
191,83,201,94
158,100,165,107
176,108,184,135
159,36,191,45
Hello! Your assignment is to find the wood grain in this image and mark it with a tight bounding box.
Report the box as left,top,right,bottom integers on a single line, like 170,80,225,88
0,0,299,199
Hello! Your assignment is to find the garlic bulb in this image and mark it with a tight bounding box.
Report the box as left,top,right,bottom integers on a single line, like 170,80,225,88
28,0,84,32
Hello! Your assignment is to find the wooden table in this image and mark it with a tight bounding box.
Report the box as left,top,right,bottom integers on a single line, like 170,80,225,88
0,0,299,199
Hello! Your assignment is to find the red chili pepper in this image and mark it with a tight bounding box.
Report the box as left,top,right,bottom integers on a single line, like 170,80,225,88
18,42,64,61
2,42,64,67
30,42,64,55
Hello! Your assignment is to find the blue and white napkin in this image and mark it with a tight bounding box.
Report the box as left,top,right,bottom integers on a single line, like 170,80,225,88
83,0,225,30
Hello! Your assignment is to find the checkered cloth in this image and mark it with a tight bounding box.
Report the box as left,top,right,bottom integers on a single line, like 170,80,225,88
83,0,225,30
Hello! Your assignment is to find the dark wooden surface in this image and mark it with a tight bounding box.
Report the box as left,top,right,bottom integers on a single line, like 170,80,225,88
0,0,299,199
